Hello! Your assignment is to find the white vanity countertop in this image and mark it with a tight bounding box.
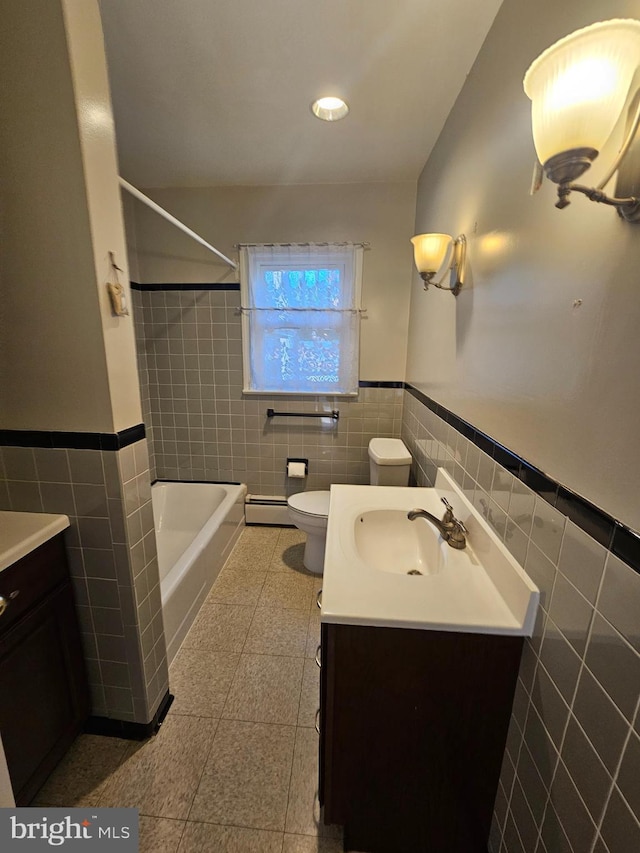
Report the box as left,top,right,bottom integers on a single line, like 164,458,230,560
0,511,70,573
322,469,539,636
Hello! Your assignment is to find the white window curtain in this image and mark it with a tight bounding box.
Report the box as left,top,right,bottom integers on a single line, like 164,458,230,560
239,243,363,395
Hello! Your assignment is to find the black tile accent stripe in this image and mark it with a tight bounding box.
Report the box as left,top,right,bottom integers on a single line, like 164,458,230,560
492,442,522,476
358,381,404,388
130,282,240,291
520,463,559,505
403,383,639,575
474,431,495,457
612,524,640,570
557,487,614,549
85,692,173,741
113,423,146,449
0,423,145,451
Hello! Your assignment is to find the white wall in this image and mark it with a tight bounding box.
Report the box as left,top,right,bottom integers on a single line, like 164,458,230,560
125,182,416,380
63,0,142,433
0,0,141,433
406,0,640,532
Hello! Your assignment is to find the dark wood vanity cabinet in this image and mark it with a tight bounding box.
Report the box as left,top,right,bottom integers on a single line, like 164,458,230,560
0,534,90,805
319,622,523,853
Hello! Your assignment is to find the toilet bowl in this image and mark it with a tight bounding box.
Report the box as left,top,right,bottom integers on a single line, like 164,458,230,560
287,490,331,575
287,438,412,575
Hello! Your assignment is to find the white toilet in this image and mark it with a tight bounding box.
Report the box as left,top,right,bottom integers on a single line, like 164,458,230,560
287,490,331,576
287,437,412,575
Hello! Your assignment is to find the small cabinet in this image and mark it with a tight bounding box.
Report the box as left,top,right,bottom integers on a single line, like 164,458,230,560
319,622,523,853
0,535,90,805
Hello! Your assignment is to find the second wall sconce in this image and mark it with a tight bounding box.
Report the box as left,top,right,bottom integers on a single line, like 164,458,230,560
523,19,640,221
410,233,466,295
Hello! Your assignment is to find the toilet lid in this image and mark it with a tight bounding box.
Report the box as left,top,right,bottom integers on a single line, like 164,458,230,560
288,490,331,517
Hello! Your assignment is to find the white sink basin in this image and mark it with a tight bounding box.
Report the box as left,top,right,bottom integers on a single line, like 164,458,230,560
322,468,539,636
354,509,445,575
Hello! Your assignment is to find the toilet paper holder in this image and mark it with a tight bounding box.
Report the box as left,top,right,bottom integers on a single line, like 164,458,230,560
287,457,308,476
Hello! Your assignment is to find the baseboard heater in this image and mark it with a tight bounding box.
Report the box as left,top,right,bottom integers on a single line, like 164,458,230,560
245,494,293,526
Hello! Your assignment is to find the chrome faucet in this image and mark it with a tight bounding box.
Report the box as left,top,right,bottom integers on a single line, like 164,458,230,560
407,497,468,549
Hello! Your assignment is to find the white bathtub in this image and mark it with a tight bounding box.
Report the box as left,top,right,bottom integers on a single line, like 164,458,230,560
152,481,247,663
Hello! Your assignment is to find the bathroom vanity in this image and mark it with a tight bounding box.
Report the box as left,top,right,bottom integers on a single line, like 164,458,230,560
319,622,522,852
318,471,539,853
0,512,90,805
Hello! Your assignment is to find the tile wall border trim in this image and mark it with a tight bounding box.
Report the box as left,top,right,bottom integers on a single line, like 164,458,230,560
0,423,146,451
84,692,173,740
130,282,240,291
404,383,640,575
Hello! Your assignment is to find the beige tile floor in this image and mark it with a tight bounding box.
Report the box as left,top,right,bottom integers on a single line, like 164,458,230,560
34,526,343,853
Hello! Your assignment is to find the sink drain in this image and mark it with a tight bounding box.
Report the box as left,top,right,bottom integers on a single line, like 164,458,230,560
407,569,423,576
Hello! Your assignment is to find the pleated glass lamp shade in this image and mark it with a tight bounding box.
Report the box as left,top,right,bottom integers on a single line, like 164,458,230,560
410,233,452,276
523,19,640,166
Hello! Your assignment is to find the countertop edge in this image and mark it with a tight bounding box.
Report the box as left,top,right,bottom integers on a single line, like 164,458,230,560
320,612,528,636
0,513,70,573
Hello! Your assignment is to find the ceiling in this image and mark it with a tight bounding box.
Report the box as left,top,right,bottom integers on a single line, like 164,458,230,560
99,0,503,188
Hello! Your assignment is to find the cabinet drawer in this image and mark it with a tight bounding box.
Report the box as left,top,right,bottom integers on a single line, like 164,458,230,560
0,535,68,635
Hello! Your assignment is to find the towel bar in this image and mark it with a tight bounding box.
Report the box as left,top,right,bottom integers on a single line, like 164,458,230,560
266,408,339,420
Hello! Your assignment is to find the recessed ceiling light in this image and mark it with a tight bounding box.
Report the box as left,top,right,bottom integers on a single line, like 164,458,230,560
311,96,349,122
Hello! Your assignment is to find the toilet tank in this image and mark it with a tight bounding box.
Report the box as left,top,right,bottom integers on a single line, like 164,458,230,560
368,438,412,486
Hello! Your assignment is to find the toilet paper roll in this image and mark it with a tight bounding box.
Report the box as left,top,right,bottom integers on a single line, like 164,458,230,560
287,461,307,479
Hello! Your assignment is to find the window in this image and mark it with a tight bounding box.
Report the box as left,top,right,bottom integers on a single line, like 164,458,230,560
239,243,363,395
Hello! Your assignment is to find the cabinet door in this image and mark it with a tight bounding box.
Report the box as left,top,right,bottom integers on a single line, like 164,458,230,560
321,622,523,853
0,584,90,804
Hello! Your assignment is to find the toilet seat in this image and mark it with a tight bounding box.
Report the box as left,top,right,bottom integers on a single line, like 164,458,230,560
287,490,330,519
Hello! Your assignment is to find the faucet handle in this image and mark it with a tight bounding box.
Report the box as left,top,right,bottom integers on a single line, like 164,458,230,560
441,497,467,531
440,497,455,523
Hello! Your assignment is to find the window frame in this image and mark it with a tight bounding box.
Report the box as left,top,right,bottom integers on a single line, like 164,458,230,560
239,244,364,396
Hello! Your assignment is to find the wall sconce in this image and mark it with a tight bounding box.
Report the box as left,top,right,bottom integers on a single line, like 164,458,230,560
410,233,466,295
523,19,640,221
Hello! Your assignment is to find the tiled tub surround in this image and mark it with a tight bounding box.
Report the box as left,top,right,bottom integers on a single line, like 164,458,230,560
131,286,403,493
0,438,168,726
33,525,342,853
401,390,640,853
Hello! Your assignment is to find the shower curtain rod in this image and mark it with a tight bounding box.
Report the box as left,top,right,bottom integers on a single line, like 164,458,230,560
118,177,238,270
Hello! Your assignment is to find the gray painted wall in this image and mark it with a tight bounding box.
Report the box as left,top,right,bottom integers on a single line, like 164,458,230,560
406,0,640,533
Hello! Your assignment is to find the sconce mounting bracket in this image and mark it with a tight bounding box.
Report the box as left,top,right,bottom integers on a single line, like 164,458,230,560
431,278,464,297
555,183,640,221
